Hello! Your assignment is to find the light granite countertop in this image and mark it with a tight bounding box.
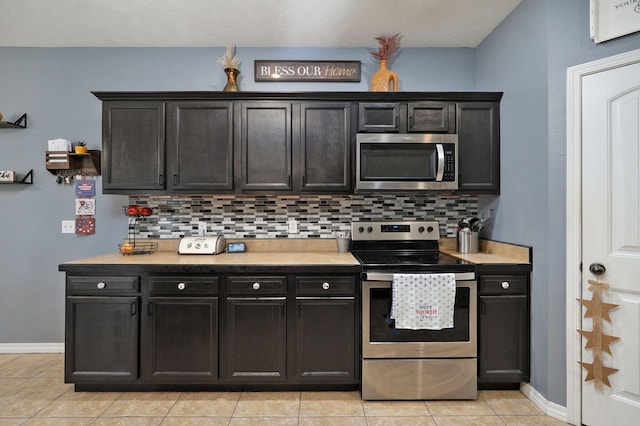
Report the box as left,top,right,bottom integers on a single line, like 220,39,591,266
61,238,360,267
440,238,531,264
60,237,530,267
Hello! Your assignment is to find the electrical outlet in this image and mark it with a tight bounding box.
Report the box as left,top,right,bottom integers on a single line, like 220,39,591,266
61,220,75,234
287,219,298,234
198,221,207,236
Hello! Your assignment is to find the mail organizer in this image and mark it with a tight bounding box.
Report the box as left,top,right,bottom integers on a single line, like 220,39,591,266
45,150,101,176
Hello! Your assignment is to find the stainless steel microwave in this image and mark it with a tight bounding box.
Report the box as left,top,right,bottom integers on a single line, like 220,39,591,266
356,133,458,191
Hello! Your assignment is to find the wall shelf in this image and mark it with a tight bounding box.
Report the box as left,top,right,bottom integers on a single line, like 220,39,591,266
0,113,27,129
0,169,33,185
46,150,101,176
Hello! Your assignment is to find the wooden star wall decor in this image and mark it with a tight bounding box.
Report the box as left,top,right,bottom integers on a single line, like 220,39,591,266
577,279,620,392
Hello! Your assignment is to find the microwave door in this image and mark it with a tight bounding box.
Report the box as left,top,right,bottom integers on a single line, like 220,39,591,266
435,143,445,182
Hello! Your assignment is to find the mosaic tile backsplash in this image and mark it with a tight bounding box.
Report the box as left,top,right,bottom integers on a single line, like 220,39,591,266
129,194,478,239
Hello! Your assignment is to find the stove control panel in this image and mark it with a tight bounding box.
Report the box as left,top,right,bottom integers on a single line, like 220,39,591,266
351,221,440,241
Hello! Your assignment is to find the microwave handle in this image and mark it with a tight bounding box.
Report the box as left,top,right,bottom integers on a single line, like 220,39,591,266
435,143,445,182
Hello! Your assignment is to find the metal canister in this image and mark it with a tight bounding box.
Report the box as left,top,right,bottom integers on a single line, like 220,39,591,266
457,229,479,254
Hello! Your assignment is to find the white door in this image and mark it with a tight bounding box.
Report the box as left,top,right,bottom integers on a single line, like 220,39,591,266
581,61,640,425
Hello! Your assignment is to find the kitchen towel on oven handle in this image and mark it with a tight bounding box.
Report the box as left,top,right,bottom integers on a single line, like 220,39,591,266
391,273,456,330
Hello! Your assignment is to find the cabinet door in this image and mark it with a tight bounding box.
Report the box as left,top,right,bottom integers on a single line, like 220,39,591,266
237,102,292,191
358,102,400,132
225,297,287,382
456,102,500,193
143,297,218,383
167,102,234,191
408,101,454,133
478,295,529,383
102,101,165,192
65,296,139,383
300,102,351,192
294,298,356,383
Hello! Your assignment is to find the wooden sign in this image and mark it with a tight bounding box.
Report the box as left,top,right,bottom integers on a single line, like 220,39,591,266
0,171,17,183
254,60,361,82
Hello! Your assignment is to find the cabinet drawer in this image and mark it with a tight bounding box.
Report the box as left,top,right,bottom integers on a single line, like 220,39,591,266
480,275,527,295
148,277,219,296
295,276,355,295
228,276,287,295
68,276,140,295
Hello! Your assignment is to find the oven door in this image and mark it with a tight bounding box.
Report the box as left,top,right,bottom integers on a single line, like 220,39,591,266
362,272,476,359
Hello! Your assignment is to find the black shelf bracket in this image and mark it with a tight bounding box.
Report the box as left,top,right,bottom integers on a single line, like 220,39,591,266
0,113,27,129
0,169,33,185
19,169,34,184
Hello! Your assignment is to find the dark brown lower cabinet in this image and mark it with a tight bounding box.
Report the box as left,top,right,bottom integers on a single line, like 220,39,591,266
225,297,287,382
61,269,360,390
66,296,139,383
295,298,356,382
143,297,218,383
478,273,530,387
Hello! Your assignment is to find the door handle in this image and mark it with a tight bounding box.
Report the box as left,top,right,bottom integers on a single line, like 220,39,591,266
589,263,606,276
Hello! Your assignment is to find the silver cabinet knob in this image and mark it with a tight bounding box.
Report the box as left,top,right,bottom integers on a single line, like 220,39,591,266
501,281,510,289
96,282,106,290
177,282,186,290
253,282,261,290
322,282,330,290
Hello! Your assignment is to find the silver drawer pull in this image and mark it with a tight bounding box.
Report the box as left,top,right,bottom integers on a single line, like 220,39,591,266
322,282,330,290
501,281,510,289
96,282,106,290
253,282,261,290
177,282,186,290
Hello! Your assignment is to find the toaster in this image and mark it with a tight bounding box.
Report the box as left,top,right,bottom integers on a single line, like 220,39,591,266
178,235,226,255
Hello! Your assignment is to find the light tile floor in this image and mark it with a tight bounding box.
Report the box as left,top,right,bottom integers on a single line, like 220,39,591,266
0,354,567,425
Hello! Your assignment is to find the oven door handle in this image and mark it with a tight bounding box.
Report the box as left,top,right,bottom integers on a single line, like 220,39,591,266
364,272,475,282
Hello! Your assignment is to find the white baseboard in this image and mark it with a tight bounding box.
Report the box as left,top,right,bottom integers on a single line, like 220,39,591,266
0,343,64,353
521,382,569,423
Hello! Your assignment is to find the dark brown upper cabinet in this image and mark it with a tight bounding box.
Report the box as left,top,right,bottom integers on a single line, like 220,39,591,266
167,102,234,192
358,101,455,133
102,101,234,194
358,102,400,132
94,92,500,195
236,102,293,192
102,101,166,193
299,102,352,193
456,101,500,194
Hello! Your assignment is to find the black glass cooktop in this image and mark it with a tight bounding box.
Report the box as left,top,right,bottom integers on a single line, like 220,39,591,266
351,251,474,273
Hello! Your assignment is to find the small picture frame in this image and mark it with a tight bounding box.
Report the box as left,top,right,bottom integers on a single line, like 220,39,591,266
226,242,246,253
75,198,96,215
590,0,640,43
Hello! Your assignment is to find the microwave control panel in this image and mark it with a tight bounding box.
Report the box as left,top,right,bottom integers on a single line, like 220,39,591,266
443,144,456,182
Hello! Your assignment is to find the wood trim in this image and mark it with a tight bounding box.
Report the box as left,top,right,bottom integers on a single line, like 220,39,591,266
0,343,64,353
92,91,503,102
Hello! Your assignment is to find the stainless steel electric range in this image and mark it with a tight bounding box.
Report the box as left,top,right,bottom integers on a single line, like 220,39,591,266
351,221,477,400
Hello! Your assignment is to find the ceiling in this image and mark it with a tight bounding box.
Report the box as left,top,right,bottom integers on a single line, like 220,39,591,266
0,0,521,49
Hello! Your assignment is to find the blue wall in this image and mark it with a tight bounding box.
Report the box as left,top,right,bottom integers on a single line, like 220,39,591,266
476,0,640,406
